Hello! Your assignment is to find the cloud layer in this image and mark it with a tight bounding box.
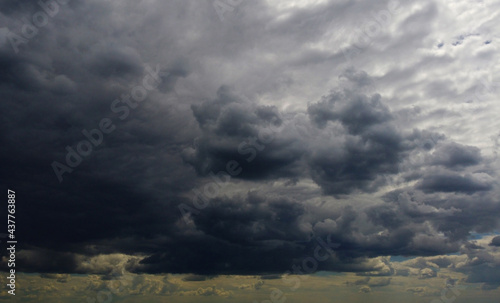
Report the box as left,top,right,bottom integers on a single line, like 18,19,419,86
0,0,500,297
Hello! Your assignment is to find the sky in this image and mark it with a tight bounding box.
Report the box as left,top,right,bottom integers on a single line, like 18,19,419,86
1,0,500,302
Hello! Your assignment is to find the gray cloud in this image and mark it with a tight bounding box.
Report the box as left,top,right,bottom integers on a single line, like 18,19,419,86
417,173,492,194
490,236,500,247
430,142,482,168
0,0,499,291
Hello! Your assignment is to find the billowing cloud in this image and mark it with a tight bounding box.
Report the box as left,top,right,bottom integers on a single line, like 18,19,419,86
0,0,499,300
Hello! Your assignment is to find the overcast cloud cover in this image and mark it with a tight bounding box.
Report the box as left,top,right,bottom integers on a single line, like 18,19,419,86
1,0,500,302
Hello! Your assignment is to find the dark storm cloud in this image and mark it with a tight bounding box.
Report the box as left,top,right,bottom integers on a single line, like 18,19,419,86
0,50,44,91
307,106,403,194
0,0,198,273
371,188,500,247
182,85,304,180
3,59,496,276
135,193,315,275
307,91,392,133
190,192,308,245
417,173,492,193
0,0,70,16
430,142,482,168
129,193,405,275
0,0,499,285
184,71,426,195
88,45,143,79
292,72,487,197
490,236,500,247
455,247,500,290
5,249,79,273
